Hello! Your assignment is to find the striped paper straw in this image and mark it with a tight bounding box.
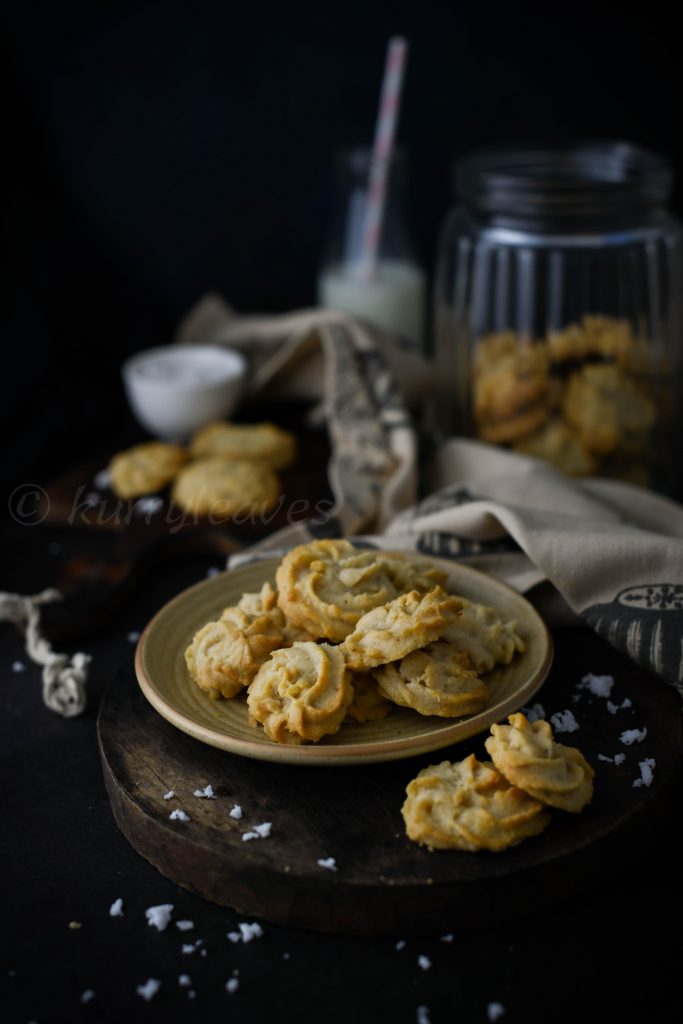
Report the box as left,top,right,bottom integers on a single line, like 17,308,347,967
355,36,408,283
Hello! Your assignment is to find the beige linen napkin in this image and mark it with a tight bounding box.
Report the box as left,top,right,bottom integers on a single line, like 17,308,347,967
178,296,683,690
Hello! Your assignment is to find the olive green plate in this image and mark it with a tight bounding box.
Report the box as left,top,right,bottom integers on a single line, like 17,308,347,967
135,556,553,766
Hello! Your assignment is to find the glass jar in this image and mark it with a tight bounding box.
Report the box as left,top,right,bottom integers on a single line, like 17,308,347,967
434,142,683,493
318,148,426,350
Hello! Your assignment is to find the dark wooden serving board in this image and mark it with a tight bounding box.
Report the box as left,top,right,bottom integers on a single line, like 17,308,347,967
98,631,682,936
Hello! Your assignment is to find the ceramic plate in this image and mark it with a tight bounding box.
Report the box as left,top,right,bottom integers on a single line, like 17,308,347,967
135,556,553,766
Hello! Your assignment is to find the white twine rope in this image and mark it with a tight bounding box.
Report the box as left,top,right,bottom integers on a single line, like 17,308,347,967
0,588,91,717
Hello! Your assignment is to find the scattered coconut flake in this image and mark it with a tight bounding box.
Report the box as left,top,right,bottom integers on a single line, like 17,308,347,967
239,922,263,943
127,631,140,644
242,831,258,841
521,702,545,723
229,804,243,820
178,975,192,987
134,496,163,516
441,933,454,943
69,921,82,930
145,904,174,931
227,931,241,943
253,822,271,837
163,791,175,801
597,754,613,763
632,758,656,788
94,469,112,489
200,948,207,957
188,991,196,999
550,709,579,733
193,785,216,799
11,661,26,673
136,979,161,1002
109,898,124,917
226,978,240,995
282,953,290,960
80,990,95,1004
620,727,647,746
176,920,194,931
181,944,195,955
621,697,632,709
395,940,406,951
608,696,634,714
418,955,431,971
169,809,190,821
317,857,337,871
487,1003,506,1022
614,753,626,765
579,673,614,698
417,1008,431,1024
83,491,101,509
206,567,222,578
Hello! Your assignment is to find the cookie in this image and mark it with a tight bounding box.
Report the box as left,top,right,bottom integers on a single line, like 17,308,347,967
185,610,284,699
172,457,280,518
473,338,550,422
485,712,594,813
548,315,648,372
275,540,403,643
377,554,448,593
514,418,597,476
345,673,393,724
340,587,462,671
109,442,187,499
476,402,550,444
441,598,524,674
235,582,313,643
374,643,488,718
247,641,353,744
402,754,551,851
190,421,296,469
562,363,655,456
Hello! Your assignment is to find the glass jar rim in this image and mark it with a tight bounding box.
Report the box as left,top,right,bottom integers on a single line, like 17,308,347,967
454,141,672,221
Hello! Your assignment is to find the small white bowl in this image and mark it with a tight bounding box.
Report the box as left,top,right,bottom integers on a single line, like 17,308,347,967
122,344,247,440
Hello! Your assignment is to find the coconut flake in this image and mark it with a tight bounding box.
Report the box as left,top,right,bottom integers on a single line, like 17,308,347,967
181,944,195,955
206,567,221,578
225,978,240,994
163,790,175,801
317,857,337,871
417,955,431,971
620,727,647,746
614,753,626,765
127,631,140,644
169,809,190,821
94,469,112,489
417,1008,431,1024
145,904,174,931
176,920,194,931
178,975,192,987
193,785,216,799
253,822,271,837
579,673,615,698
136,979,161,1002
227,931,241,943
11,661,26,673
441,933,454,943
487,1003,506,1022
521,702,545,723
550,709,579,733
109,898,124,918
134,496,163,516
632,758,656,788
238,922,263,943
395,940,406,951
229,804,243,820
80,990,95,1004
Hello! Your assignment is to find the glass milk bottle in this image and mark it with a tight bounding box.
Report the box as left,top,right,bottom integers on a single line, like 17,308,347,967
317,148,426,350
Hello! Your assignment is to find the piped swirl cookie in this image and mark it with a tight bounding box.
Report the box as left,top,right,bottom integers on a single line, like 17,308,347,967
441,598,525,673
109,442,187,499
185,607,285,700
485,712,594,812
172,457,279,518
247,641,353,744
341,587,462,671
275,540,402,642
374,644,488,718
402,754,550,852
190,421,296,469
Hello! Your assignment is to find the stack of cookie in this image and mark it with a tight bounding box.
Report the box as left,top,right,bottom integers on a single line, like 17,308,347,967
184,540,526,745
402,712,594,853
472,315,656,482
108,420,296,517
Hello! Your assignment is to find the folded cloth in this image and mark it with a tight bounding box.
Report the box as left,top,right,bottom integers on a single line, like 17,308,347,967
179,296,683,691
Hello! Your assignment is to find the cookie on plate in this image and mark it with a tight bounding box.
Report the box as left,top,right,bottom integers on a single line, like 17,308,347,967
185,609,285,699
235,582,313,643
374,644,488,718
441,598,525,674
109,442,187,499
341,587,462,671
190,421,296,469
485,712,594,812
345,673,393,724
172,457,280,518
402,754,550,851
247,641,353,744
275,540,402,643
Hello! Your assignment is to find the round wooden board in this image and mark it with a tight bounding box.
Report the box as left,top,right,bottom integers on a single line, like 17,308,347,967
99,636,682,936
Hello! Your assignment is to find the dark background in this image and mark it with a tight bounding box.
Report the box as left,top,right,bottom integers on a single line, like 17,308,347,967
3,0,681,491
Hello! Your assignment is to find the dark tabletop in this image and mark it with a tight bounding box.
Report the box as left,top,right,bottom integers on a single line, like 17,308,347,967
1,502,682,1024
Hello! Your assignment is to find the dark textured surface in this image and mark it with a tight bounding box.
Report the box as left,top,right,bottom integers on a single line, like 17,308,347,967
1,527,682,1023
